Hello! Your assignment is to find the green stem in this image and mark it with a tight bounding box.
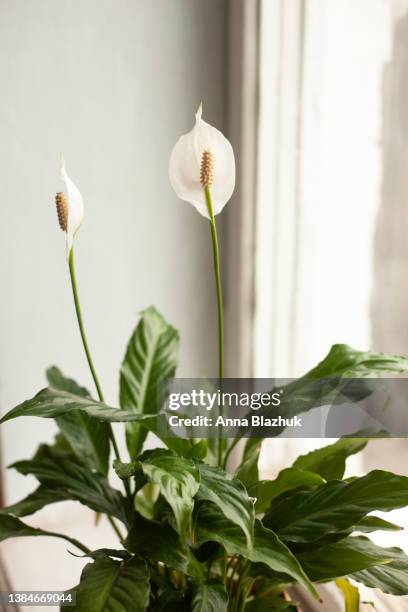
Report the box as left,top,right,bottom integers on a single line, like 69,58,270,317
204,187,224,380
69,248,105,402
107,516,125,544
233,560,250,612
68,248,131,500
223,436,240,471
46,530,90,554
222,551,228,584
228,556,241,599
204,186,225,467
239,578,255,612
226,554,237,579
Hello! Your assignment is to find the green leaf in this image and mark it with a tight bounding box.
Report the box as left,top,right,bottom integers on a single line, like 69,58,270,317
355,515,403,533
236,345,408,443
119,306,179,458
293,437,368,481
125,512,203,578
155,588,189,611
0,485,69,517
70,553,149,612
0,514,88,553
191,581,228,612
250,523,319,599
235,439,262,488
141,449,200,544
11,445,131,526
113,459,141,480
188,440,208,460
297,536,391,582
47,366,90,396
0,386,192,460
195,503,318,599
0,514,50,541
305,344,408,378
134,494,155,520
350,536,408,595
289,514,403,554
0,387,158,423
47,367,110,475
263,470,408,543
336,579,360,612
75,549,129,560
249,469,325,514
195,462,254,547
157,433,195,458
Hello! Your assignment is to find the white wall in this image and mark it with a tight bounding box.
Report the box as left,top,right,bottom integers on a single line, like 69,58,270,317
0,0,226,593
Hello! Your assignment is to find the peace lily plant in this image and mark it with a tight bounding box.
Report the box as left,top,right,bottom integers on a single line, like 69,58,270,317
2,109,408,612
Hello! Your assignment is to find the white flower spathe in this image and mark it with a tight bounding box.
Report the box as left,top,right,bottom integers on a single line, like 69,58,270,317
169,104,235,218
60,156,84,257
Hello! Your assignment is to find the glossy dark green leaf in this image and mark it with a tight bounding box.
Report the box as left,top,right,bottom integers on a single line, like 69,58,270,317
196,462,254,546
0,387,158,423
0,514,88,553
235,439,262,488
354,515,403,533
191,581,228,612
298,536,391,582
141,449,200,544
350,536,408,595
236,345,408,442
263,470,408,543
0,514,50,541
158,433,196,458
290,514,403,554
75,549,129,560
46,367,90,396
304,344,408,378
11,445,130,526
293,437,368,481
1,386,189,459
249,523,318,599
270,343,408,432
0,485,69,517
125,512,203,577
119,306,179,458
155,588,189,611
47,366,110,475
249,469,325,514
70,554,149,612
195,503,318,599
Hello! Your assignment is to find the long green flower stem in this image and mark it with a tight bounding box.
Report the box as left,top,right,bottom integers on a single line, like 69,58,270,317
204,187,224,379
204,186,225,467
68,248,106,403
68,248,131,523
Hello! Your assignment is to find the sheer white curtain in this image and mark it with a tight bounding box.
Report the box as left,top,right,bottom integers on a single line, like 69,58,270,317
251,1,408,608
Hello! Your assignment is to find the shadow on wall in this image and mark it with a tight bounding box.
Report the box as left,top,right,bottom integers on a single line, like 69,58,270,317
369,11,408,475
